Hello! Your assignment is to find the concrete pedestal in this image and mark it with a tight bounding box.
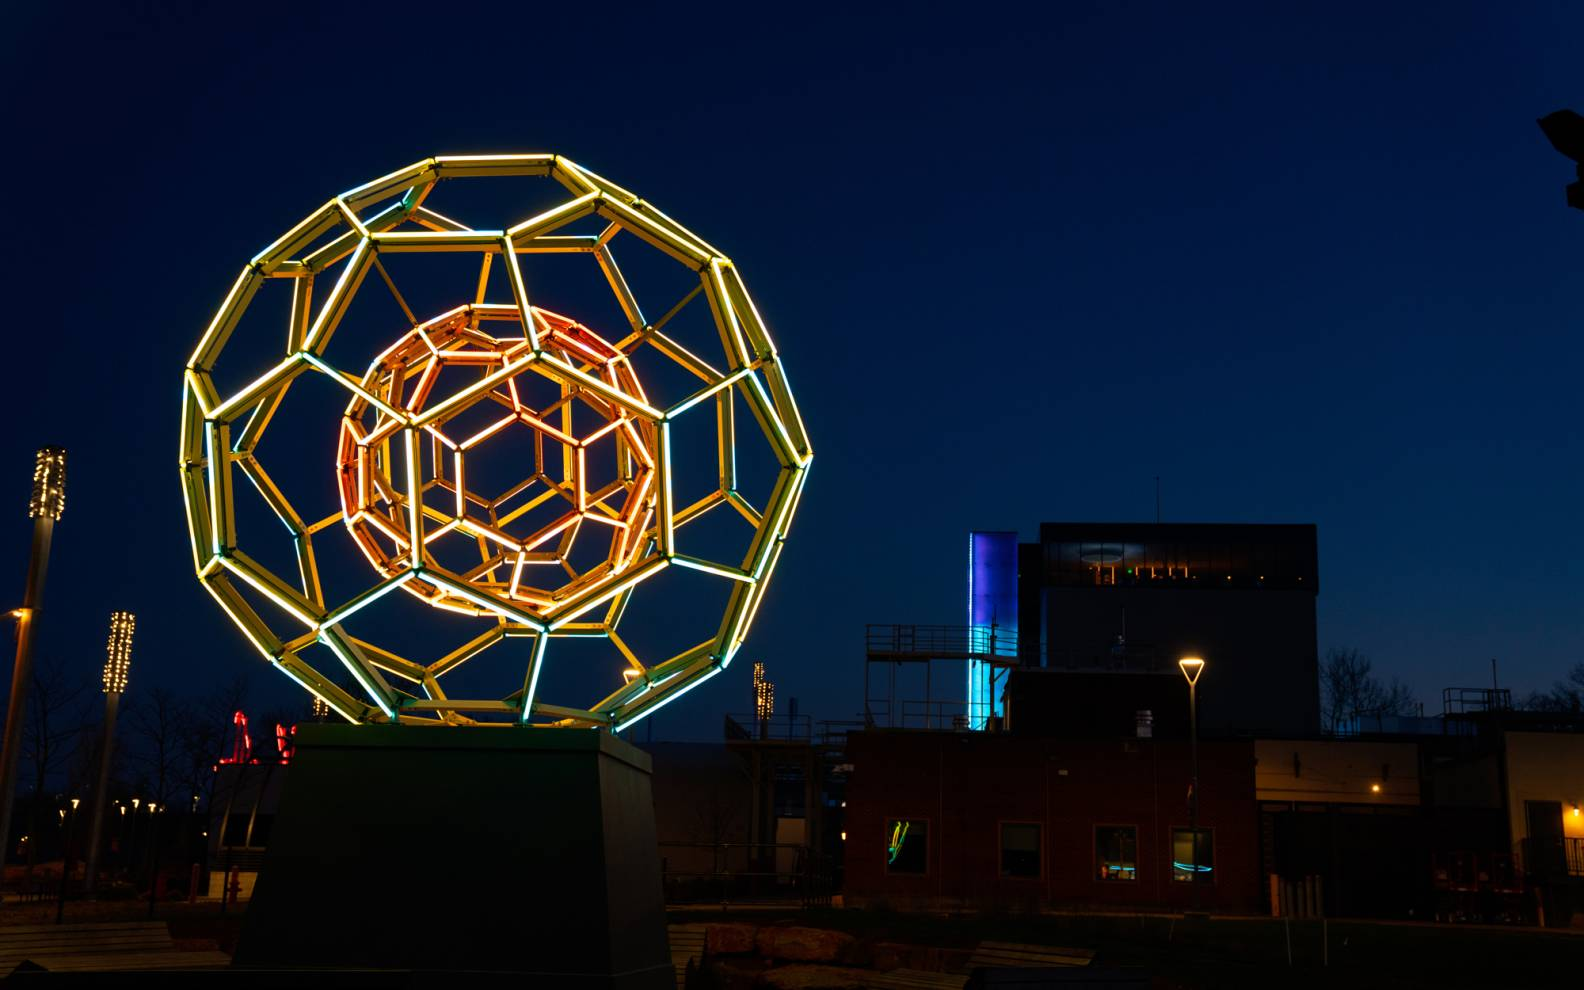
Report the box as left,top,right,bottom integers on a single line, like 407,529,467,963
233,724,670,987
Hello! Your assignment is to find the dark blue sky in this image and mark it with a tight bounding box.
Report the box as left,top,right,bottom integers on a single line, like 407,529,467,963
4,2,1581,738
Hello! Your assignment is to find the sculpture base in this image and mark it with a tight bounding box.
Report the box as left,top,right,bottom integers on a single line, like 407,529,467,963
233,724,670,987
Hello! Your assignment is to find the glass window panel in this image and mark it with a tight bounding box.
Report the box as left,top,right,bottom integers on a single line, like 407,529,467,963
223,813,249,846
1095,825,1138,881
885,818,928,875
1001,822,1040,878
1171,827,1214,883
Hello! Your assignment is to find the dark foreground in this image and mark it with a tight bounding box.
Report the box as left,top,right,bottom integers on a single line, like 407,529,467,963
0,901,1580,988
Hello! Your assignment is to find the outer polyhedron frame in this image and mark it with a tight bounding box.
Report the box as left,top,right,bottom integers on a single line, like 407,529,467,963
179,155,811,730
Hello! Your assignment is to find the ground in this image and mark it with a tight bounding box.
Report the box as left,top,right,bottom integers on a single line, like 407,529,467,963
1,899,1580,987
677,906,1584,989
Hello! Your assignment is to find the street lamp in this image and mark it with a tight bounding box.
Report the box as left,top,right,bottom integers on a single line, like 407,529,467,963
56,796,80,923
85,611,134,893
0,447,66,868
1538,109,1584,211
1178,655,1206,912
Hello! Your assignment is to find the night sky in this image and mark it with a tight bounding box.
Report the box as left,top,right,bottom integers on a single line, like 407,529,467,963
4,2,1582,739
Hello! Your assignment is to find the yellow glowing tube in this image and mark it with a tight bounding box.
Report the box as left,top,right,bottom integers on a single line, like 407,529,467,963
340,158,437,212
188,267,264,371
318,624,398,719
595,244,644,332
204,423,236,556
433,154,556,178
702,261,752,371
507,191,603,244
200,573,285,661
252,202,341,273
302,239,375,353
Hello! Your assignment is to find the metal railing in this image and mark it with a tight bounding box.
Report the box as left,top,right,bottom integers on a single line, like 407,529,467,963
865,624,1019,660
862,698,989,731
723,712,812,741
1567,837,1584,877
1443,687,1512,715
659,841,832,908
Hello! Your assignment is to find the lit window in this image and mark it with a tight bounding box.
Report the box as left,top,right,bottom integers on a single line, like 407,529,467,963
1095,825,1138,881
885,818,928,874
1000,823,1041,878
1171,827,1214,883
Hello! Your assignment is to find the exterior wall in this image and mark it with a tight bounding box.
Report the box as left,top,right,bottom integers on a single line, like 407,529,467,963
1503,732,1584,846
1254,739,1420,806
646,742,752,880
1043,587,1318,737
1030,522,1321,738
843,731,1260,912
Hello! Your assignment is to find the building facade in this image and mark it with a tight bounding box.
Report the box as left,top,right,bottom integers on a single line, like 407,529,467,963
842,731,1260,911
1015,522,1321,738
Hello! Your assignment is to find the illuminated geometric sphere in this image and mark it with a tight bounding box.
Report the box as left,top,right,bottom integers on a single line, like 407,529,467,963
179,155,811,730
337,305,656,618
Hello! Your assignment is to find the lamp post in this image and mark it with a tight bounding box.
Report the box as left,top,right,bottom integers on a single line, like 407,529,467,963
1178,655,1205,912
753,662,774,740
0,447,66,873
55,796,79,924
84,612,133,893
145,801,162,919
1538,109,1584,211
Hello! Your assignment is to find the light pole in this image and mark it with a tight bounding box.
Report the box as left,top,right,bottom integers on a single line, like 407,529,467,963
145,801,164,919
0,447,66,874
84,611,134,893
55,796,79,924
753,662,774,740
1178,655,1205,912
1538,109,1584,210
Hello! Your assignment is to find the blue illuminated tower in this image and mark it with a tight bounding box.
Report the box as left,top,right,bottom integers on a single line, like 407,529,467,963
967,531,1018,729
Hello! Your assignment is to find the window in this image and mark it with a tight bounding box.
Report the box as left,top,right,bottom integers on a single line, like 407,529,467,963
1000,823,1041,878
223,813,250,846
885,818,928,874
248,814,274,847
1095,825,1137,881
1172,828,1214,883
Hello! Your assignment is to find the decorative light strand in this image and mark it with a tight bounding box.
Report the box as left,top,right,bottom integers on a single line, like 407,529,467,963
104,611,135,695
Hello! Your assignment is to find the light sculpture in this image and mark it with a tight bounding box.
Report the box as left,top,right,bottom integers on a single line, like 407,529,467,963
753,661,774,721
104,611,135,694
85,610,134,891
180,156,810,729
30,447,67,521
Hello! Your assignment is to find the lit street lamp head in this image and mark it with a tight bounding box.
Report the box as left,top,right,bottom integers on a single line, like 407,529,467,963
1178,656,1205,686
1538,109,1584,211
104,611,134,694
28,447,65,521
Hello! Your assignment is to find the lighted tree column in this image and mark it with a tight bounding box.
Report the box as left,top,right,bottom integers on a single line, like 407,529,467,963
0,447,66,868
84,611,134,893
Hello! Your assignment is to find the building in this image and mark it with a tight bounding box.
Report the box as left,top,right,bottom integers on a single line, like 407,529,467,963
844,523,1584,922
842,730,1260,911
1010,523,1321,737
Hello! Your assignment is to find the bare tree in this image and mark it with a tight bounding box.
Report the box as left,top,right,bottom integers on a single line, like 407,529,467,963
1521,662,1584,713
1320,647,1417,733
178,674,250,815
124,688,195,808
19,656,96,877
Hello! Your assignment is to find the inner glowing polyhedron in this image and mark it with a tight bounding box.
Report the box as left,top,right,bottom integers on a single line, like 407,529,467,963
336,304,657,618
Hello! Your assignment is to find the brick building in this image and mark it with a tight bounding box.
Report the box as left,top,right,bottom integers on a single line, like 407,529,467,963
842,731,1260,911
